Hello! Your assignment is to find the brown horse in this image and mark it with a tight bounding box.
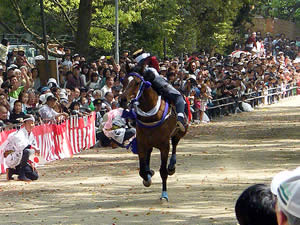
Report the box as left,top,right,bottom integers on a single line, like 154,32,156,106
120,73,188,201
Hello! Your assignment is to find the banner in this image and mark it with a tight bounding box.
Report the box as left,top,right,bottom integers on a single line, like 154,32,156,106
0,113,96,174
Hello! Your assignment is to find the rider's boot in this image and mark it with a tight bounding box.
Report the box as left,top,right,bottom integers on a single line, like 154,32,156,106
176,113,186,132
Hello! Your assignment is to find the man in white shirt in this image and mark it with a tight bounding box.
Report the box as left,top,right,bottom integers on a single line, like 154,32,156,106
39,94,68,122
3,115,40,181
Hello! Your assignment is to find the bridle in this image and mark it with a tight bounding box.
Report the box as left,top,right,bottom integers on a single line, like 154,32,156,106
122,72,171,129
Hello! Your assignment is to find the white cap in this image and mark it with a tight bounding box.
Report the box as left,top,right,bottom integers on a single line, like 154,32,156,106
47,78,58,88
160,66,167,71
40,93,55,104
271,167,300,195
277,174,300,218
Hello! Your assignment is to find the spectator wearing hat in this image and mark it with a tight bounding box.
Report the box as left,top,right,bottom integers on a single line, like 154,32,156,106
270,168,300,225
39,93,68,122
93,98,103,128
39,86,51,95
73,53,80,62
3,114,40,181
6,48,18,67
16,47,31,68
160,66,167,77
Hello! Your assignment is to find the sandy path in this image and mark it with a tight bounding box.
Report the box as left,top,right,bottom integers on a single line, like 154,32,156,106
1,96,300,225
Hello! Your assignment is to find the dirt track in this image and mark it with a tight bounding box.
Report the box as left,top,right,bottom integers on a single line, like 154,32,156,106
1,96,300,225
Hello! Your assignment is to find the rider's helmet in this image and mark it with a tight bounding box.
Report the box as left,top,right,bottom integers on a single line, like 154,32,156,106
132,49,160,72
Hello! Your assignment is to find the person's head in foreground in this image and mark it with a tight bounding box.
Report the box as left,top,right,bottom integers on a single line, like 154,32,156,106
235,183,277,225
271,168,300,225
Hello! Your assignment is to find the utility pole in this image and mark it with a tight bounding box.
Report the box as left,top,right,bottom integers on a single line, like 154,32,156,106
115,0,119,64
163,37,167,60
39,0,50,77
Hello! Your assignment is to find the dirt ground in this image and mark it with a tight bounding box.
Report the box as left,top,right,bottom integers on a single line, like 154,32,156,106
1,96,300,225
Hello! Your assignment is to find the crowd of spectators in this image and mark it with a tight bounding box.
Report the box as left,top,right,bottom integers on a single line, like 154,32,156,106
0,31,299,132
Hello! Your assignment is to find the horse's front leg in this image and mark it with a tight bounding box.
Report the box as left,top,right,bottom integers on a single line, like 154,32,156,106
145,148,155,177
139,147,153,187
160,144,170,201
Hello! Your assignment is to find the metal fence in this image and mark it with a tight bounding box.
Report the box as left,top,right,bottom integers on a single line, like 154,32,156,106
206,84,298,119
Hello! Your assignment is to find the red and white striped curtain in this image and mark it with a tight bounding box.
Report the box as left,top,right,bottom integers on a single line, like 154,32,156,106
0,113,96,174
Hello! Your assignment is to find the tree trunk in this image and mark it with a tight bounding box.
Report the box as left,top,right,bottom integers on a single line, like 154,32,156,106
75,0,93,56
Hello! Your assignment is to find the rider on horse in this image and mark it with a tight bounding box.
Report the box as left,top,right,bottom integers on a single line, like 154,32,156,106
131,49,187,132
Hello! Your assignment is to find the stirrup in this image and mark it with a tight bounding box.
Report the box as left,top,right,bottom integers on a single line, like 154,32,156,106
176,121,185,132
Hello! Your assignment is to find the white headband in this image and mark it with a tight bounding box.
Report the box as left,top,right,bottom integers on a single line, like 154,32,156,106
24,116,35,122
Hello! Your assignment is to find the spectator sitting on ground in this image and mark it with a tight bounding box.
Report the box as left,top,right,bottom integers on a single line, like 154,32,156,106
3,114,40,181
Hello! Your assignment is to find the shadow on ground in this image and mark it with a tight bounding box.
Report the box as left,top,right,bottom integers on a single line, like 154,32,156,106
1,98,300,225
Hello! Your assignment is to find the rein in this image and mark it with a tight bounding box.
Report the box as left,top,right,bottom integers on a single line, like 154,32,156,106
124,72,171,129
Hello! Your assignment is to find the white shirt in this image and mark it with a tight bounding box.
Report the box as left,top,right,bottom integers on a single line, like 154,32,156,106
39,104,59,121
100,85,112,98
3,127,38,168
62,60,72,70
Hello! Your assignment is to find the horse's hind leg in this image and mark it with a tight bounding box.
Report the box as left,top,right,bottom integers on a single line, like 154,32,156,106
168,135,180,176
160,145,170,201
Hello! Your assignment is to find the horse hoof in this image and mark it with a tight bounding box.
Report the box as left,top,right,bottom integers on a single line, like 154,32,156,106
143,174,152,187
167,166,176,176
160,191,169,201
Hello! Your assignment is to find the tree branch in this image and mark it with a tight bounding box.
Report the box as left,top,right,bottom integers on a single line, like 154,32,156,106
10,0,43,41
0,19,64,58
51,0,77,34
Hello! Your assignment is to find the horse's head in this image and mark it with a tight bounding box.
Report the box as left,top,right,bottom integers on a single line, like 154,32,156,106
120,73,152,109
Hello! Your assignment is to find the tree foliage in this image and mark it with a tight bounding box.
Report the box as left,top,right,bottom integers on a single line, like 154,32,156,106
0,0,297,58
258,0,300,22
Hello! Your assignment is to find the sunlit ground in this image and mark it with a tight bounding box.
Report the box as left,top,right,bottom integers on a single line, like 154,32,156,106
1,96,300,225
